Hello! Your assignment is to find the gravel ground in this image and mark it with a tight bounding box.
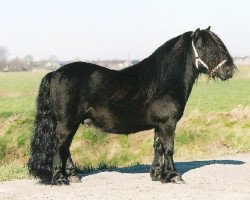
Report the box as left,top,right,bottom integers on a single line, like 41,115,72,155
0,153,250,200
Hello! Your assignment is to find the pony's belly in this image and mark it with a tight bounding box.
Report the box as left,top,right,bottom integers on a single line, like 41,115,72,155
85,112,151,134
83,103,153,134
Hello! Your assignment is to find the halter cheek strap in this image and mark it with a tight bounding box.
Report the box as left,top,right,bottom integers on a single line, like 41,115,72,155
191,40,227,73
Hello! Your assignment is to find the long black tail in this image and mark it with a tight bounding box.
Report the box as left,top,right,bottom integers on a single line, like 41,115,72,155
28,72,57,180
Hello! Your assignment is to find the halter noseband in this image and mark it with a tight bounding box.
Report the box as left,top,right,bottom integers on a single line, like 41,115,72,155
191,40,227,75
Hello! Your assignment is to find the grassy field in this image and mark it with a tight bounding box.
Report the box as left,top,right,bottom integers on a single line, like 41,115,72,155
0,67,250,181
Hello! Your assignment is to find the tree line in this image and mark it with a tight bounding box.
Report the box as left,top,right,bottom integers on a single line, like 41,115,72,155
0,46,59,72
0,45,141,72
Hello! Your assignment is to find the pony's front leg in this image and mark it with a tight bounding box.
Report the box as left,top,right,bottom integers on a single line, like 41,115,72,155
150,129,164,181
151,120,184,183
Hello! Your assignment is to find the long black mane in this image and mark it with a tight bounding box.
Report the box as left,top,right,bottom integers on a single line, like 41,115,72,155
96,31,195,109
103,30,234,106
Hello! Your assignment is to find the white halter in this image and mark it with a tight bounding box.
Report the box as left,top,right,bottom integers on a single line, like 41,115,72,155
191,40,227,73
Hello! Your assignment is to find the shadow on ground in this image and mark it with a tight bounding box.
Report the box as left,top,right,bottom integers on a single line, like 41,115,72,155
78,159,245,178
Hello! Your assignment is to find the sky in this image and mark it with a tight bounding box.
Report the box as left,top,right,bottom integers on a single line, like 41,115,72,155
0,0,249,61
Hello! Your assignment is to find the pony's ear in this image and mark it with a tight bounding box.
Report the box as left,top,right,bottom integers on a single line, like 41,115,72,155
192,28,200,39
206,26,211,31
192,28,203,47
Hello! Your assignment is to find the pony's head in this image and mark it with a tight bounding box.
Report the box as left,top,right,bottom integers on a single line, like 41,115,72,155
191,26,235,80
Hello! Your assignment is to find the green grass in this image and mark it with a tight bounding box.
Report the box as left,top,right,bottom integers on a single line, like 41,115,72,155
175,109,250,159
76,160,117,174
0,163,28,181
0,115,32,162
185,76,250,115
0,66,249,181
82,127,108,145
0,72,43,118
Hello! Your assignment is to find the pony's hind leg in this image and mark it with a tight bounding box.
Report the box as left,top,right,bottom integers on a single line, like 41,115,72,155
65,148,81,183
52,121,79,185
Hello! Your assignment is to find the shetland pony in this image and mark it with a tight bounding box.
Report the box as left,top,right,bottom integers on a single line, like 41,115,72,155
28,27,235,185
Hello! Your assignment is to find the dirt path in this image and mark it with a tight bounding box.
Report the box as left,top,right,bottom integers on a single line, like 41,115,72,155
1,153,250,200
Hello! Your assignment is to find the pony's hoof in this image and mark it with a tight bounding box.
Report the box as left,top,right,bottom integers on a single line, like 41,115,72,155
170,175,185,184
150,166,163,181
52,178,70,186
160,171,184,184
68,175,82,183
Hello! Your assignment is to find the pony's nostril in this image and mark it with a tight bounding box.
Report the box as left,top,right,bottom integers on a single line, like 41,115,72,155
226,69,233,78
228,72,233,78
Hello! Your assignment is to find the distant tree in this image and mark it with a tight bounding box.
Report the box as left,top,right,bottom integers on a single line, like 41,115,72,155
45,55,60,70
8,57,26,71
48,55,58,62
0,46,9,71
24,54,34,71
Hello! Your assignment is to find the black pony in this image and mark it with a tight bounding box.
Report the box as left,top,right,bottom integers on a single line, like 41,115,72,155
28,27,235,185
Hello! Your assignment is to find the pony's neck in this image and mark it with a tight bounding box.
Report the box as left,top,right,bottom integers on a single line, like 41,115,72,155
151,32,199,105
120,32,199,107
